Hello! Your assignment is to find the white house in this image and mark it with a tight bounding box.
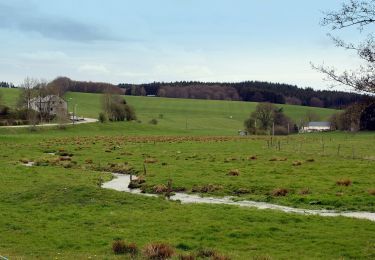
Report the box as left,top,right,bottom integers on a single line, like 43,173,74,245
29,95,67,116
302,121,331,132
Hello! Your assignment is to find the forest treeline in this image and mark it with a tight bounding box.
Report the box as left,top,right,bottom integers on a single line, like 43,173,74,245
118,81,367,109
4,77,368,109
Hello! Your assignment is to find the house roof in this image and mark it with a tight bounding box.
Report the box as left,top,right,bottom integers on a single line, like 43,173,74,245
307,121,331,127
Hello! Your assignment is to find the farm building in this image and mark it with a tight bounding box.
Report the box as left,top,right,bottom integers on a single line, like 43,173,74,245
302,121,331,132
29,95,67,116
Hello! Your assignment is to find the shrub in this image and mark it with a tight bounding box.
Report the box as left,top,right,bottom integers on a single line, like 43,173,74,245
149,118,158,125
336,179,352,186
271,188,289,197
143,243,174,260
98,112,107,123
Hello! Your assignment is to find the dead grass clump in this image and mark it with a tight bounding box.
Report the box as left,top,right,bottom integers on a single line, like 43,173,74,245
57,151,73,157
19,158,30,164
269,157,287,162
248,155,257,160
153,184,168,194
112,240,138,256
368,189,375,196
196,248,217,258
271,188,289,197
212,254,231,260
143,243,174,260
234,188,250,195
224,157,237,163
128,176,146,189
336,179,352,187
299,188,310,195
253,256,273,260
191,184,222,193
59,156,72,161
85,159,93,164
144,158,158,164
292,161,302,166
227,169,240,176
178,253,196,260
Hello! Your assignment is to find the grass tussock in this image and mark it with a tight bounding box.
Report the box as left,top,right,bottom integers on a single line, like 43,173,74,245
112,240,138,256
178,253,196,260
271,188,289,197
192,184,222,193
143,242,174,260
248,155,257,160
144,158,158,164
269,157,287,162
153,184,168,194
227,169,240,176
368,189,375,196
299,188,310,195
336,179,352,187
292,161,302,166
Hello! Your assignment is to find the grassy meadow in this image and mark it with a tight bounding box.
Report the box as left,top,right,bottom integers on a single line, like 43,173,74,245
1,88,337,135
1,88,375,259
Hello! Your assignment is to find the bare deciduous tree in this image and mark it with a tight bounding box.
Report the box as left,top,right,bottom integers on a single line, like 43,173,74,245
313,0,375,94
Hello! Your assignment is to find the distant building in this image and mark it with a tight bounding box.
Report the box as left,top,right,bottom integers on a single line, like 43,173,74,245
238,130,248,136
29,95,67,116
302,121,331,132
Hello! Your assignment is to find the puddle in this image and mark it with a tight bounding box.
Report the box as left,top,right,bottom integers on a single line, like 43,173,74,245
102,173,375,222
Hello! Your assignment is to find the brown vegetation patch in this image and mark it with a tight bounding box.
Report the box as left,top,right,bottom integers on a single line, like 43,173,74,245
271,188,289,197
292,161,302,166
368,189,375,196
144,158,158,164
298,188,310,195
248,155,257,160
143,243,174,260
178,253,196,260
191,184,222,193
269,157,288,162
227,169,240,176
153,184,168,194
306,159,315,162
336,179,352,187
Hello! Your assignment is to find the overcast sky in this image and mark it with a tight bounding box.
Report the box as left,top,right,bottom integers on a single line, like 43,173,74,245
0,0,364,90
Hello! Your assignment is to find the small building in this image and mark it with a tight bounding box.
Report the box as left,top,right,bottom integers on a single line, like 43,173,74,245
302,121,331,132
29,95,67,116
238,130,248,136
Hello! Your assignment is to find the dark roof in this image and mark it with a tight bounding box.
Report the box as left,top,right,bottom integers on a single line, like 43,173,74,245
308,121,331,127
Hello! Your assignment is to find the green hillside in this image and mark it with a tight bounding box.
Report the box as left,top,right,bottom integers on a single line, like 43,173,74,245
0,88,337,135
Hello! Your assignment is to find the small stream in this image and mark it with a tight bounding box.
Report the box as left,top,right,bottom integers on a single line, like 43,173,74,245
102,173,375,222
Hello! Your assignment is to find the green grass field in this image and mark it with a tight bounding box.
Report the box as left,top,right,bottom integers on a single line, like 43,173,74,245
1,88,374,259
1,88,337,135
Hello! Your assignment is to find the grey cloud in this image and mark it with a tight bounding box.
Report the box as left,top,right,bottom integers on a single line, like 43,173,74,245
0,1,119,42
